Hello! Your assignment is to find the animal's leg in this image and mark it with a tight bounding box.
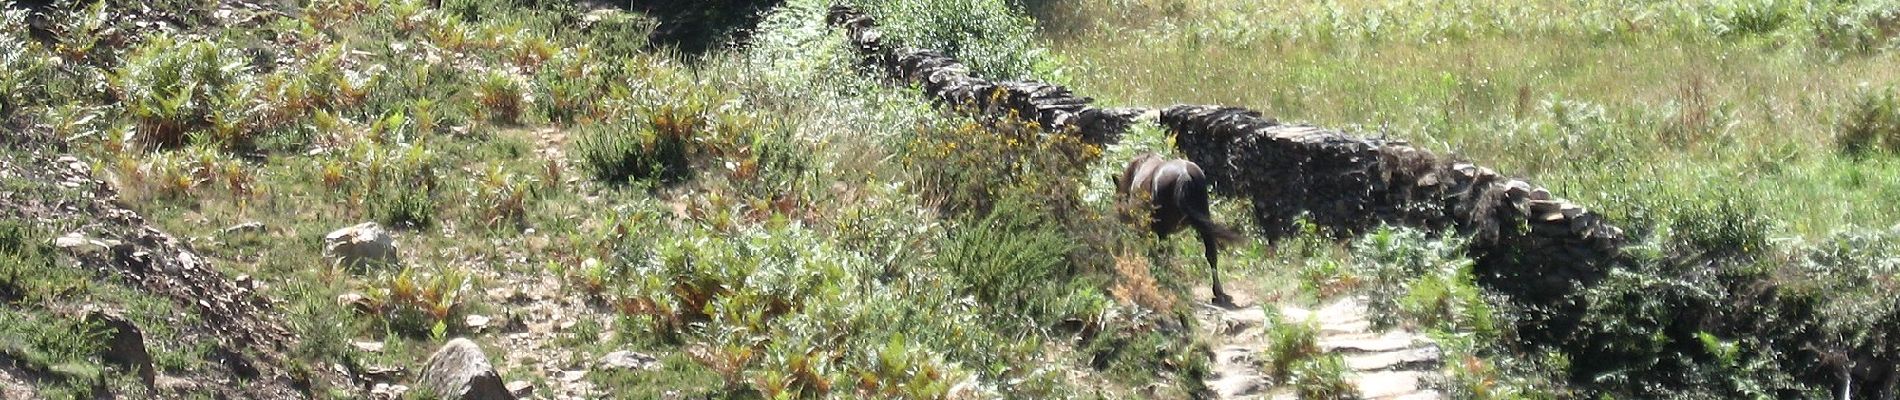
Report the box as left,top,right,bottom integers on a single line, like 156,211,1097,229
1200,228,1232,305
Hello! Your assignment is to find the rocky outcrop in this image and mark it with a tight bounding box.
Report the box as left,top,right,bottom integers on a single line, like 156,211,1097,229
4,148,311,397
825,5,1149,145
417,338,514,400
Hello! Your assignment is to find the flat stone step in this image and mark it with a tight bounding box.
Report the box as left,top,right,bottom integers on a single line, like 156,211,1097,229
1384,391,1445,400
1343,345,1443,372
1321,331,1423,353
1208,373,1267,398
1353,371,1433,399
1317,319,1371,335
1214,346,1260,365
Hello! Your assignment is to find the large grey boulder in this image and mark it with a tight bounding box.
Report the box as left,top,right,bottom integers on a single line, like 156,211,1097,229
323,222,397,269
416,338,513,400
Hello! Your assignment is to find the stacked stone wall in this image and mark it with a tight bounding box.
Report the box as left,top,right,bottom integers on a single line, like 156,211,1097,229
826,5,1625,294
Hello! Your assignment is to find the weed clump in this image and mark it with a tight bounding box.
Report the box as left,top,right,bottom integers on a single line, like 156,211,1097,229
1261,310,1321,382
576,105,702,185
353,264,472,339
857,0,1051,80
1837,85,1900,157
1287,354,1357,400
933,196,1077,314
112,34,252,150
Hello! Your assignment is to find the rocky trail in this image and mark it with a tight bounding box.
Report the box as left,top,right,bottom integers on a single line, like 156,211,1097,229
1197,294,1447,400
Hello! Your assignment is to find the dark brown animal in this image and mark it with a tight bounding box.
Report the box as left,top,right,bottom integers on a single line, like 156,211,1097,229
1115,152,1246,304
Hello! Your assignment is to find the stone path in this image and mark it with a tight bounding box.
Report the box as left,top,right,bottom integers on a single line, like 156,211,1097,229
1198,295,1445,399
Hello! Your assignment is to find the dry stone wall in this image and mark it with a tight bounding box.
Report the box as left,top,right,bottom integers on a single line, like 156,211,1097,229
825,5,1625,296
1160,106,1626,297
825,6,1148,145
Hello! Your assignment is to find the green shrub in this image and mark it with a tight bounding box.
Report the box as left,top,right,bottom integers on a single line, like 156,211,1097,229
1288,355,1357,400
0,312,108,399
1350,226,1500,336
1813,2,1900,53
1709,0,1795,37
932,196,1077,314
0,220,111,397
1261,310,1321,381
900,110,1101,216
858,0,1050,80
0,220,87,304
1837,85,1900,157
633,0,779,54
373,182,437,230
575,105,702,185
474,71,524,125
1666,191,1776,258
354,264,472,338
0,8,55,126
112,34,254,150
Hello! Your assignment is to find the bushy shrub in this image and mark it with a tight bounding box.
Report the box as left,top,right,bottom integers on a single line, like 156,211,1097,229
900,110,1101,217
1288,355,1357,400
0,8,55,127
112,34,253,149
858,0,1051,80
1836,85,1900,157
474,71,525,125
575,104,703,185
373,182,437,229
932,196,1077,314
0,220,85,304
1261,310,1321,381
1709,0,1795,37
0,311,109,399
1813,1,1900,53
1351,226,1500,337
1665,191,1776,258
632,0,783,54
353,264,472,338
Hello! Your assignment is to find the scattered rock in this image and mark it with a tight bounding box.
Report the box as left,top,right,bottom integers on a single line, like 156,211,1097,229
353,341,386,353
416,338,514,400
324,222,398,270
559,370,586,382
338,292,377,312
370,383,410,400
597,350,659,371
466,314,492,331
52,232,114,255
505,380,534,398
220,221,266,235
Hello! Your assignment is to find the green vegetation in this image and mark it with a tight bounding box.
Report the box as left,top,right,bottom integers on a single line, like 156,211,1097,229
5,0,1900,397
1048,0,1900,397
0,218,196,399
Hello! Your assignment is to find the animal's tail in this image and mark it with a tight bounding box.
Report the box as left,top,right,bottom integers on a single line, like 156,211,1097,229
1179,174,1247,246
1187,210,1246,245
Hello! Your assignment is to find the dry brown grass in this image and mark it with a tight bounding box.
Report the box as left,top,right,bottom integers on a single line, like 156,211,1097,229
1109,251,1176,312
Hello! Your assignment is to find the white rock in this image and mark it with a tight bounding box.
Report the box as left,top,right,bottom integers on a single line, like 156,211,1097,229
466,314,492,331
597,350,658,371
324,222,398,270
